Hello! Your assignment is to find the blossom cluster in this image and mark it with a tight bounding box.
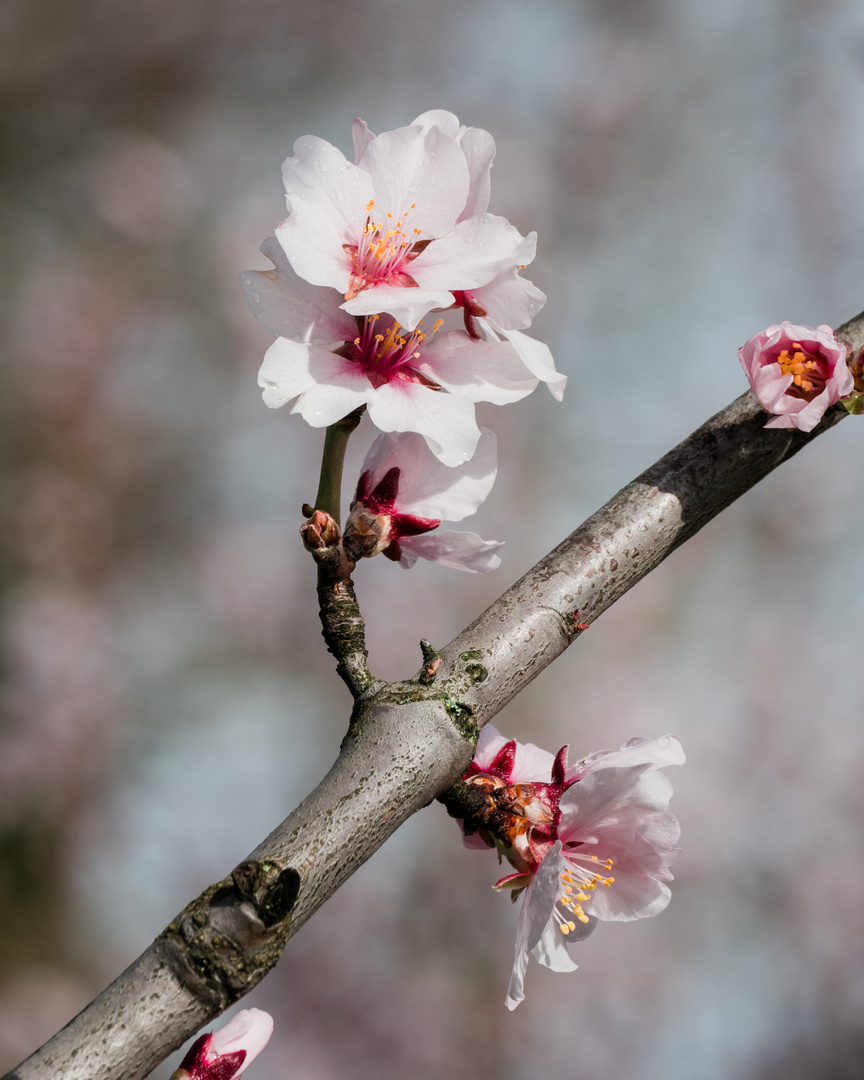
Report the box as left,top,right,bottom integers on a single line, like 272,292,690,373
460,724,684,1008
243,111,564,573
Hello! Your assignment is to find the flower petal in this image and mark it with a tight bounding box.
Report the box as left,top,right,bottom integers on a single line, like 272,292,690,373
365,379,481,466
416,331,538,405
358,428,498,521
359,124,469,238
398,530,503,572
207,1009,275,1078
242,236,358,343
410,214,528,292
340,282,455,333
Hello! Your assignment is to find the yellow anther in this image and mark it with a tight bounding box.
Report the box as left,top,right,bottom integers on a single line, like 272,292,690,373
560,924,570,935
366,199,375,212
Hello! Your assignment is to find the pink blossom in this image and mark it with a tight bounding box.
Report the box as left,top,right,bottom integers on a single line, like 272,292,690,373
275,112,530,332
343,429,502,572
174,1009,274,1080
242,238,539,466
461,725,684,1008
738,321,852,432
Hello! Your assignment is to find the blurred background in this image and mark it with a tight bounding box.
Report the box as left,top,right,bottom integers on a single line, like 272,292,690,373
3,0,864,1077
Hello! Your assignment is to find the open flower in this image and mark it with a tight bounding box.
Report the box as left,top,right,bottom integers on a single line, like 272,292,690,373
276,111,531,332
738,321,852,432
172,1009,274,1080
343,428,502,572
242,237,539,466
461,725,684,1008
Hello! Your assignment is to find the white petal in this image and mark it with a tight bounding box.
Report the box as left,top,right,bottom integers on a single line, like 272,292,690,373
275,206,354,294
281,135,372,238
472,723,508,770
352,118,375,163
567,734,685,782
472,263,546,332
360,429,497,521
242,237,358,343
457,126,496,220
258,338,371,422
494,327,567,401
410,214,527,291
398,531,503,573
410,110,462,138
365,380,480,466
505,843,572,1009
417,332,538,405
257,338,328,408
360,124,469,238
340,283,454,333
210,1009,275,1076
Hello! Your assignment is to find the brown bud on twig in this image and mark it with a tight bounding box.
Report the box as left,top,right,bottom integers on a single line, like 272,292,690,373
301,510,341,553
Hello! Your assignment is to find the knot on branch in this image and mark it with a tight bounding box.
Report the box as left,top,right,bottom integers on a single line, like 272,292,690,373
161,860,300,1006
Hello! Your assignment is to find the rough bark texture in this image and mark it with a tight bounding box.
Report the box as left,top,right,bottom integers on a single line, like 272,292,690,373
6,310,863,1080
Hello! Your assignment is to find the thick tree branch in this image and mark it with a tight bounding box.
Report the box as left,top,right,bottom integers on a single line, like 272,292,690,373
7,310,862,1080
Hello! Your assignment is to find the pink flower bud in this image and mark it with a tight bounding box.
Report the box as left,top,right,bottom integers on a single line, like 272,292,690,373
174,1009,274,1080
738,321,852,432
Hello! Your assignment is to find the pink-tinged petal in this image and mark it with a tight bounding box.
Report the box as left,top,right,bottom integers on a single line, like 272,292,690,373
359,124,469,238
472,724,512,772
351,118,375,164
397,530,503,572
179,1009,274,1080
340,282,455,332
257,338,371,420
510,741,558,782
257,338,330,408
410,214,527,291
241,237,358,343
409,109,462,138
567,734,685,782
275,205,355,294
558,766,679,921
358,429,497,521
416,332,538,405
281,136,372,238
469,724,560,785
472,264,544,332
493,327,567,401
506,844,581,1010
365,379,481,466
456,126,496,220
407,112,495,219
209,1010,274,1077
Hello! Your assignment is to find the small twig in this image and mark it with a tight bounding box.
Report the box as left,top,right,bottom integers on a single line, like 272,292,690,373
313,407,365,525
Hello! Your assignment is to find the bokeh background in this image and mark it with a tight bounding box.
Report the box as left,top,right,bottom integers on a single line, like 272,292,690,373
3,1,864,1077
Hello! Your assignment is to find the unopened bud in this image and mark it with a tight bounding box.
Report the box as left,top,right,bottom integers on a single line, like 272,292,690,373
300,510,341,552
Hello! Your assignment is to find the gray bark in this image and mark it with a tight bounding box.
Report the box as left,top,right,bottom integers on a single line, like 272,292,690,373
6,310,863,1080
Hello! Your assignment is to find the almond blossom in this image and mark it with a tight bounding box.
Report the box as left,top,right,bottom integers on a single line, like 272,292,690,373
343,429,502,572
276,111,536,332
460,725,684,1008
172,1009,274,1080
242,237,539,466
738,321,852,432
